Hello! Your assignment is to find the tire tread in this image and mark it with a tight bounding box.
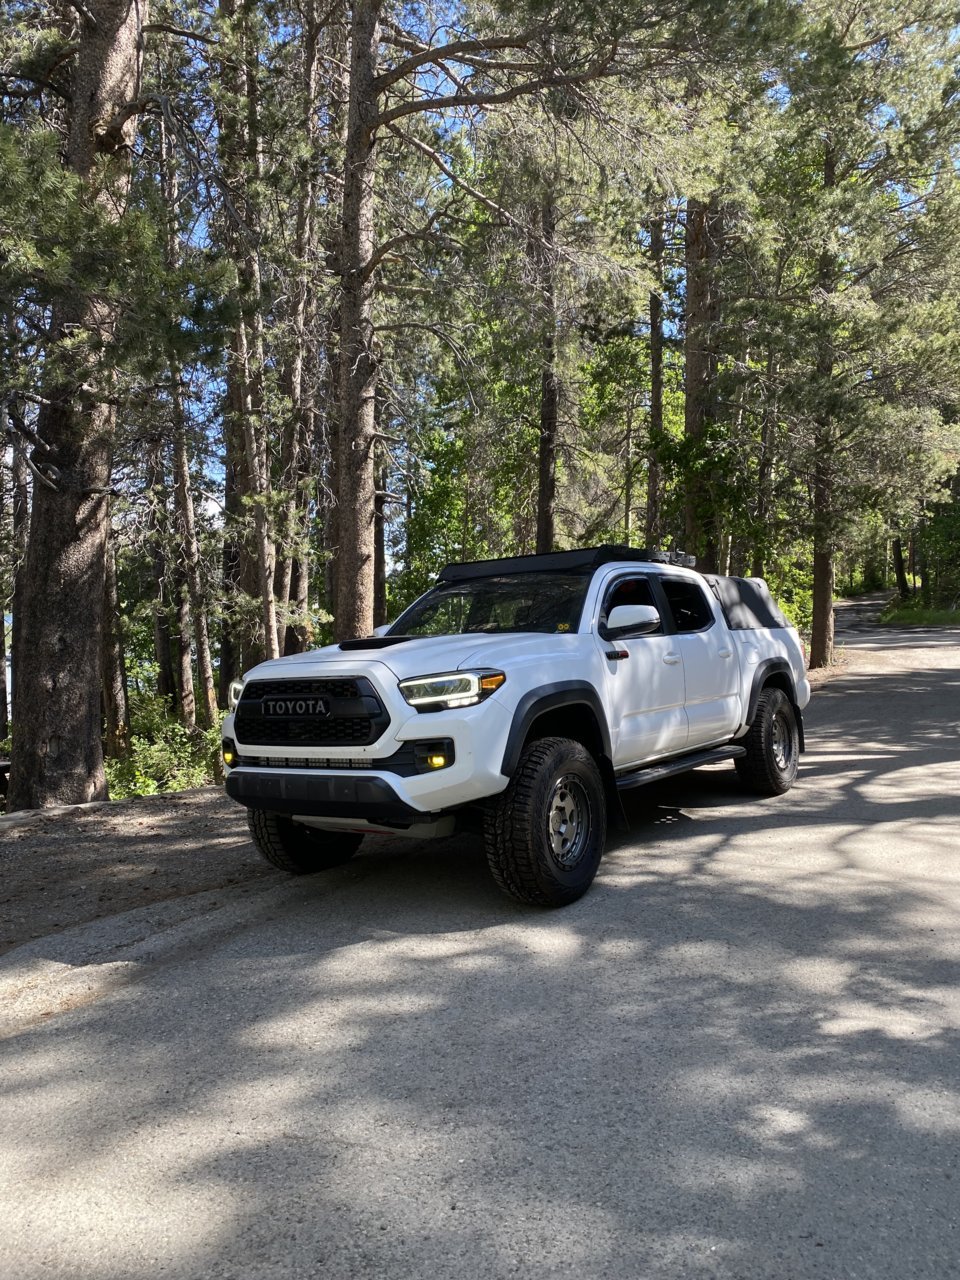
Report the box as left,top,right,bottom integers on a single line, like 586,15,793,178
247,809,362,874
484,736,606,907
735,687,799,796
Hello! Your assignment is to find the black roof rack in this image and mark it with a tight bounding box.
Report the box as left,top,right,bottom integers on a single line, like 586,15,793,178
437,545,695,583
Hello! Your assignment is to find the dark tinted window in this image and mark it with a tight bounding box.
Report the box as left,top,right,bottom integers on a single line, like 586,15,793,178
660,578,714,633
390,573,590,637
601,577,662,634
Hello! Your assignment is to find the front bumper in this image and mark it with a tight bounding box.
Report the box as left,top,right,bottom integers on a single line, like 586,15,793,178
225,769,426,825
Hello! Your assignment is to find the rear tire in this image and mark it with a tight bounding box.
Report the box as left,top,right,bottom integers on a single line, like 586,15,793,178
247,809,363,874
735,687,800,796
484,736,607,907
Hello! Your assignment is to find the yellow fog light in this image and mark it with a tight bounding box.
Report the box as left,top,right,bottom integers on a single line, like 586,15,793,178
222,738,237,767
427,754,447,769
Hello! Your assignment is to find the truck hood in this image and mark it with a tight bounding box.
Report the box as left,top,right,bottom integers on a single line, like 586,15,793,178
242,632,581,683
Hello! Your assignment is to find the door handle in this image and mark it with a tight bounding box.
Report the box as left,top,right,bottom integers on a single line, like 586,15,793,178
718,648,733,658
663,652,681,665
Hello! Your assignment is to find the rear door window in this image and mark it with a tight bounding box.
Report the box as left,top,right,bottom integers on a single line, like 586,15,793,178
659,578,714,633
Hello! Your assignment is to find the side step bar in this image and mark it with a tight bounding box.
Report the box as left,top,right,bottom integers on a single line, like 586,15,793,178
615,745,746,792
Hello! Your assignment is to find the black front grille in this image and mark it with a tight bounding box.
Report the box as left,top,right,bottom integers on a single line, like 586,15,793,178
234,676,390,748
243,677,360,701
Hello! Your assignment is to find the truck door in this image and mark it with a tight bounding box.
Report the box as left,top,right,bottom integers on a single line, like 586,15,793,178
655,576,740,748
595,574,688,768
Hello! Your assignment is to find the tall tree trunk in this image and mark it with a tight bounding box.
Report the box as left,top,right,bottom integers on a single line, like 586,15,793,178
8,0,147,810
146,441,177,712
683,196,722,573
334,0,381,640
172,383,218,727
624,394,635,543
0,446,8,743
276,1,321,651
535,188,558,555
809,144,837,670
160,119,218,726
321,13,350,623
216,0,278,664
218,380,245,701
10,439,29,702
892,536,910,600
101,529,130,759
374,471,387,626
645,212,664,551
752,345,779,579
175,567,196,730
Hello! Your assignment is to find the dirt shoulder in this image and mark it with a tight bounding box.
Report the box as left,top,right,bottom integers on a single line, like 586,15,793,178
0,788,274,956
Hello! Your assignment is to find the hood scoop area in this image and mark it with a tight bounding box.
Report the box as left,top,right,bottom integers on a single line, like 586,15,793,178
338,635,414,650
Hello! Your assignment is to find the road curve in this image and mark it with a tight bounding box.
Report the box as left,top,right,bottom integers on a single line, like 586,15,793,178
2,605,959,1279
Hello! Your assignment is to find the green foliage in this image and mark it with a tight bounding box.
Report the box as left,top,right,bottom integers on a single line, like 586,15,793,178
104,694,221,799
879,599,959,626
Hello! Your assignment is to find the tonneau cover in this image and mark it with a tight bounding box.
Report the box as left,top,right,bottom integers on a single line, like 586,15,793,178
704,575,789,630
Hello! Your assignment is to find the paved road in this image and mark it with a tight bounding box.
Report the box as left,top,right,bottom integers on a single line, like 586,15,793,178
2,607,960,1279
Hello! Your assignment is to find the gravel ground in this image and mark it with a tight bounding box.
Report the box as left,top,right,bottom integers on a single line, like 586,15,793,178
0,789,272,955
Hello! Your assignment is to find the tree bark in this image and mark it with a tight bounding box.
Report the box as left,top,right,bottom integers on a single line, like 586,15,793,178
645,213,665,552
8,0,148,810
172,382,218,728
101,530,130,759
276,1,322,651
218,378,246,700
0,450,8,743
334,0,381,640
809,144,837,670
683,196,722,572
10,439,29,703
374,475,387,626
892,536,910,600
146,441,177,712
535,188,559,555
175,567,196,730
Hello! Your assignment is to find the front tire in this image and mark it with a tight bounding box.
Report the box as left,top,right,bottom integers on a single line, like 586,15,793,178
484,736,607,907
247,809,363,875
735,687,800,796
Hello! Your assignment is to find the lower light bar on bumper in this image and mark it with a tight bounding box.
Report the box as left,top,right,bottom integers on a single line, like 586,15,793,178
226,739,455,778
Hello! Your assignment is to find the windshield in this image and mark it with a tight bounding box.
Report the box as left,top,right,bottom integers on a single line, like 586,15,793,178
389,573,590,637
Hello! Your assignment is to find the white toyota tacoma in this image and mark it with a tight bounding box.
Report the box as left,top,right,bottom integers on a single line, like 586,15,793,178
222,546,810,906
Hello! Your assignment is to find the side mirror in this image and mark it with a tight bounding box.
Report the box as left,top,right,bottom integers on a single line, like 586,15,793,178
605,604,661,637
372,623,391,637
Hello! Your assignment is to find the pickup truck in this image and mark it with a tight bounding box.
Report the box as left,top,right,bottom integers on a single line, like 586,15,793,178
222,545,810,907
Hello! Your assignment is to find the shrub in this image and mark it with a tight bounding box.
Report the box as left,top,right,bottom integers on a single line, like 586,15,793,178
105,693,221,799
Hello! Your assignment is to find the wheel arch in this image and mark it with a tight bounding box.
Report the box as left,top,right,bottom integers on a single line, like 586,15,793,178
500,682,613,778
747,659,805,751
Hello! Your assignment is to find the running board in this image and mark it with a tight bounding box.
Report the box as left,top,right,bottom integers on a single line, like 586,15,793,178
615,746,746,792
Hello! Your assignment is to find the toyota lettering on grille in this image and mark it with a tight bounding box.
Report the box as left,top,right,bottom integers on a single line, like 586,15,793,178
263,696,332,718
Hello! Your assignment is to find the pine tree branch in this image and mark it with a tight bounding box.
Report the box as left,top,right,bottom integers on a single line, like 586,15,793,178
383,123,517,227
143,22,218,46
376,46,619,127
374,32,538,93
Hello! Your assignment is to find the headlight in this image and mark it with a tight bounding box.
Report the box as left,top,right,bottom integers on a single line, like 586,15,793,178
398,670,505,711
227,680,245,711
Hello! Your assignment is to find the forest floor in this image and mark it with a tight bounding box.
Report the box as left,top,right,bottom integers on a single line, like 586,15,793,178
0,588,919,957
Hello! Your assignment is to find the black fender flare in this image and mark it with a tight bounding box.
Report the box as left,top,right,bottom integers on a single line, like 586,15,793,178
745,659,805,751
500,682,613,778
